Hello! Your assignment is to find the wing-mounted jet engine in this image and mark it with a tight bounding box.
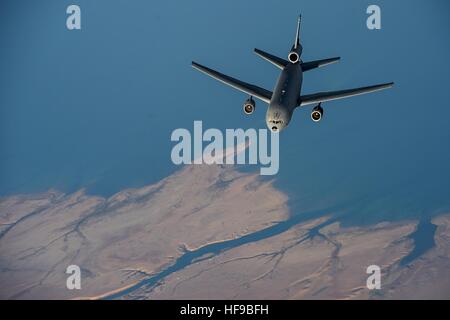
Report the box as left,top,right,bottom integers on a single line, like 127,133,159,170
311,103,323,122
243,96,256,115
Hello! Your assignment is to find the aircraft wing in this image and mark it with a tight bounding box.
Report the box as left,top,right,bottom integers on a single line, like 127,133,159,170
298,82,394,106
192,61,273,104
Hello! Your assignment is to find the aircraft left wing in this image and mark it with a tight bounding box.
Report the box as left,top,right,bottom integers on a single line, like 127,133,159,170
298,82,394,106
192,61,273,104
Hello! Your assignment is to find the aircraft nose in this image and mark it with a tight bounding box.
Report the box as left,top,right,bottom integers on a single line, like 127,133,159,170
267,119,283,132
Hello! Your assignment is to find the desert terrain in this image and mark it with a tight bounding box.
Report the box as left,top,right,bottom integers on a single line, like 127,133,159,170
0,163,449,299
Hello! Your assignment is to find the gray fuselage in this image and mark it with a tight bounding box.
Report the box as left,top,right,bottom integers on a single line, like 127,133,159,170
266,61,303,132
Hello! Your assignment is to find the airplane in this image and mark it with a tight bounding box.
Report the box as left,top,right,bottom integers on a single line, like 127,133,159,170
192,15,394,132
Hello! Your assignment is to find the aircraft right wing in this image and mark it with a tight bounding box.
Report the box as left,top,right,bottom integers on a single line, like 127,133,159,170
192,61,273,104
298,82,394,107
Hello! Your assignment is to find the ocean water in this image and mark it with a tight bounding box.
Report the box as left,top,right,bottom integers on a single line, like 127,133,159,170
1,0,450,227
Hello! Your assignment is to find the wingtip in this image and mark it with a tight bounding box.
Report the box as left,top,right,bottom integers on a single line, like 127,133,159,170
192,61,211,73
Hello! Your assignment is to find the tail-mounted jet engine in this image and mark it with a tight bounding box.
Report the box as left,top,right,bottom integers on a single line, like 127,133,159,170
243,97,256,115
311,103,323,122
288,51,300,64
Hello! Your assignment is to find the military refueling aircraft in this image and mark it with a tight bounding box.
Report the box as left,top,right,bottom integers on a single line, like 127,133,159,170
192,15,394,132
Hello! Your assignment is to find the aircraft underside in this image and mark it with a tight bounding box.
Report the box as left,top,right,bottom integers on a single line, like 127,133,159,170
192,15,393,132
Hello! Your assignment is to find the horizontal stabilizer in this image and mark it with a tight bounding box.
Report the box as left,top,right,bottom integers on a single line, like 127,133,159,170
299,82,394,106
192,61,273,104
254,48,288,69
301,57,340,72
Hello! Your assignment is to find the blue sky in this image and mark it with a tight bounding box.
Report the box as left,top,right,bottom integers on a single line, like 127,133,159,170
1,0,450,224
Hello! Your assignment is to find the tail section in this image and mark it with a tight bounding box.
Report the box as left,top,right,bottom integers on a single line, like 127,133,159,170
254,15,305,68
288,15,303,63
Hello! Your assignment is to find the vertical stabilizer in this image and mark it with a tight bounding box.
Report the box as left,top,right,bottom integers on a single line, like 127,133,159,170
294,15,301,49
